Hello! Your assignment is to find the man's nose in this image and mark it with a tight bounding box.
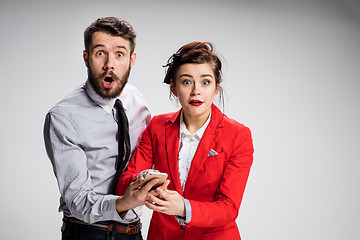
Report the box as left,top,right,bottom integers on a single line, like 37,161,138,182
103,54,115,71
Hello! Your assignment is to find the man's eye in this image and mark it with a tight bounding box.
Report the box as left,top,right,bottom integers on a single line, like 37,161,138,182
117,52,124,57
96,51,105,56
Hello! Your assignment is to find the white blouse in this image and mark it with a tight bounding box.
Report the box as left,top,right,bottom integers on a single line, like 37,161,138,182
178,111,211,191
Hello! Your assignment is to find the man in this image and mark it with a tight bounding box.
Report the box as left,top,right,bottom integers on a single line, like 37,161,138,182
44,17,157,240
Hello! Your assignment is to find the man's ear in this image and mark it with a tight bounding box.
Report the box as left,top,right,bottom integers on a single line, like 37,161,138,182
130,52,137,69
83,50,89,68
170,82,177,97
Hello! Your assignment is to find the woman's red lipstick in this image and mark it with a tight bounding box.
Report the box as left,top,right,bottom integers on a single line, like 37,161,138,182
189,100,203,106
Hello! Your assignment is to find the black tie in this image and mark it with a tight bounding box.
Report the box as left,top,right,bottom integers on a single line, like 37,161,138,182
114,99,131,174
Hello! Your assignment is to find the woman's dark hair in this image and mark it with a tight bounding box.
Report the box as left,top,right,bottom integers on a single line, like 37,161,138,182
163,41,222,85
163,41,225,109
84,17,136,54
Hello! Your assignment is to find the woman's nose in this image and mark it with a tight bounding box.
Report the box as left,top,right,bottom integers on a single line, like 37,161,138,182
191,84,201,96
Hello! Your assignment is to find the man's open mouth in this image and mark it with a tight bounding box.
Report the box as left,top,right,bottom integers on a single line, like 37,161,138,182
103,76,115,88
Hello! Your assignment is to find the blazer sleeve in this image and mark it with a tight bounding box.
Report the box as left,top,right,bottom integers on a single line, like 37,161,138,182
115,119,155,196
188,126,254,227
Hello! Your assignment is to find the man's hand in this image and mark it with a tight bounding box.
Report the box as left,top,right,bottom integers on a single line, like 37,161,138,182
115,175,159,213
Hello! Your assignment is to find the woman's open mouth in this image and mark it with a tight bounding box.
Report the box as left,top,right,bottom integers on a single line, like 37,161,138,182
189,100,203,106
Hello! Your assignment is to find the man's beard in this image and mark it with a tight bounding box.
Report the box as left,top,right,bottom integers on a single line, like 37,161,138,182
88,67,131,99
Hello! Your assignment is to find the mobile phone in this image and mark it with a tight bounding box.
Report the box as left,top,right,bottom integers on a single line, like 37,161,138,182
142,171,168,190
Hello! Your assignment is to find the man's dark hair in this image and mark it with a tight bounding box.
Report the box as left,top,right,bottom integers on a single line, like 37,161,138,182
84,17,136,54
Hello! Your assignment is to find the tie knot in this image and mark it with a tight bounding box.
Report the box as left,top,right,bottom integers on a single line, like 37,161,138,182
114,99,124,109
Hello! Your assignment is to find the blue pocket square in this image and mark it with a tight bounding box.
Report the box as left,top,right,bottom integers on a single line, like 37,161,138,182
207,149,218,156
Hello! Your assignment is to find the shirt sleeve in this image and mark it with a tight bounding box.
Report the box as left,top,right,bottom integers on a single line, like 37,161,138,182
44,111,122,224
174,198,192,227
183,198,192,223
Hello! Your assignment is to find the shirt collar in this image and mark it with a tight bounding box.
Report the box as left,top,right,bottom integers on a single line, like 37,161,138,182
179,110,211,140
85,80,125,114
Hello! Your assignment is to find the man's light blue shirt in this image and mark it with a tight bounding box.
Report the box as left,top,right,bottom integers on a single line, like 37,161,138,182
44,81,151,224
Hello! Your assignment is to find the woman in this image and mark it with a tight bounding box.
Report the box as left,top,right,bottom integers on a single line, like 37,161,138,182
116,42,254,239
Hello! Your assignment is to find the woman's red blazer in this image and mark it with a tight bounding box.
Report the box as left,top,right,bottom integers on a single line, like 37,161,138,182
116,104,254,240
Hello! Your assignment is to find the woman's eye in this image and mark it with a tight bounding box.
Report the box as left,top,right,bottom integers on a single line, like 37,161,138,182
183,80,191,85
203,80,210,85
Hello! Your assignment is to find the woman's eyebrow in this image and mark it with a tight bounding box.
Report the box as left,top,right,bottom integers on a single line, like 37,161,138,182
179,73,193,78
179,73,213,78
200,74,213,78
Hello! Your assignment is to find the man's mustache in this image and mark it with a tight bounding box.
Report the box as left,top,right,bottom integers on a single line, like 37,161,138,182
101,70,120,81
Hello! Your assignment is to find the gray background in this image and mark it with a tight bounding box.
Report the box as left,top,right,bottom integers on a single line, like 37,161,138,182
1,0,359,239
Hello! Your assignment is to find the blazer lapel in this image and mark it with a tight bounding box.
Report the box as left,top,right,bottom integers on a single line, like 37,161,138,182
184,104,224,196
165,110,183,195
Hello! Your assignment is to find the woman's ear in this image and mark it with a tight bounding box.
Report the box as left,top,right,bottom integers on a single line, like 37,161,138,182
215,83,220,95
170,82,178,97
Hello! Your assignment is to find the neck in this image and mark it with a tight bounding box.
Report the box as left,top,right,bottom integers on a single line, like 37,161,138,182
183,110,210,134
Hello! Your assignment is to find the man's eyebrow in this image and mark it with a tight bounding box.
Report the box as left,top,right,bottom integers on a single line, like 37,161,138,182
92,44,128,51
92,44,105,50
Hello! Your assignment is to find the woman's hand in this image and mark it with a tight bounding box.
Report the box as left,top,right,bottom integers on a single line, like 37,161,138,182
145,187,186,217
148,179,170,198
